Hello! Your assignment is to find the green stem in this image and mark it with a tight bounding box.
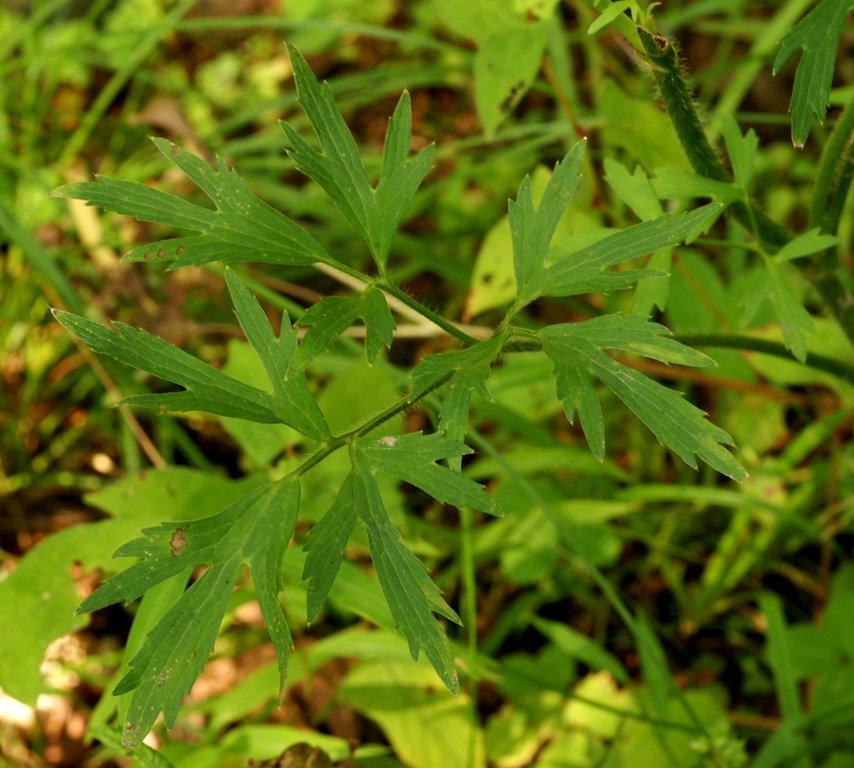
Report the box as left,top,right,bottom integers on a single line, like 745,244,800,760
809,91,854,238
636,26,854,349
379,281,481,346
674,333,854,383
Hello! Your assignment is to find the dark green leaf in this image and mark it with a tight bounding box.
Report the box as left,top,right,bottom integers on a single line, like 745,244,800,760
355,432,502,516
289,286,396,375
77,480,300,747
541,316,746,480
225,269,330,438
52,310,328,439
773,0,854,147
283,46,431,267
53,140,329,269
541,203,722,297
510,141,586,306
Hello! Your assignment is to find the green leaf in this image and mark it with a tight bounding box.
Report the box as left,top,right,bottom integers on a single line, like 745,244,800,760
774,227,839,262
650,169,741,205
303,432,502,693
77,479,300,748
541,203,723,297
52,309,329,440
289,286,396,375
721,115,758,192
603,158,664,221
410,336,506,470
510,141,586,305
225,268,330,438
767,263,815,363
473,18,550,138
355,433,502,516
53,139,329,269
540,315,746,480
282,46,432,267
773,0,854,147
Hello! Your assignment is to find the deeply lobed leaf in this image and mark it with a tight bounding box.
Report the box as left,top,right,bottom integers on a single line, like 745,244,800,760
77,480,300,747
54,140,329,269
283,45,432,267
773,0,854,147
541,316,746,480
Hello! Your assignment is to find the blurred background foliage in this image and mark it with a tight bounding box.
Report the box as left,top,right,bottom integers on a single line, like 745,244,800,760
1,0,853,766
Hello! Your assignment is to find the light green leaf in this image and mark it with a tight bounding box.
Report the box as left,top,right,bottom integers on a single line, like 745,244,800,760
773,0,854,147
588,0,635,35
54,140,328,269
77,479,300,747
510,141,586,305
650,168,741,204
356,432,503,516
721,115,758,192
283,46,431,267
767,262,815,363
289,286,396,375
541,316,746,480
541,203,722,297
225,269,330,439
603,158,664,221
774,227,839,262
474,19,550,138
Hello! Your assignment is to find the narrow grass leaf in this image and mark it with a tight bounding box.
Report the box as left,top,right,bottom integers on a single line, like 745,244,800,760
77,480,300,747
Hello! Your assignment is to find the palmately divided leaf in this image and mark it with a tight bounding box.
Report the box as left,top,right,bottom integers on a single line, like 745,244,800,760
76,480,300,747
53,139,329,269
289,286,396,375
52,309,328,440
541,203,723,297
283,46,432,267
773,0,854,147
509,141,586,305
541,317,746,480
225,269,330,438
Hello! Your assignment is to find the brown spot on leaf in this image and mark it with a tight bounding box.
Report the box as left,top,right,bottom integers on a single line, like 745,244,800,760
170,528,187,557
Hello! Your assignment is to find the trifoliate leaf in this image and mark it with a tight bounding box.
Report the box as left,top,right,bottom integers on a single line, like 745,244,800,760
54,139,329,269
773,0,854,147
77,479,300,747
541,204,722,297
283,46,432,267
541,316,746,480
289,286,396,375
225,268,330,438
510,141,586,306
